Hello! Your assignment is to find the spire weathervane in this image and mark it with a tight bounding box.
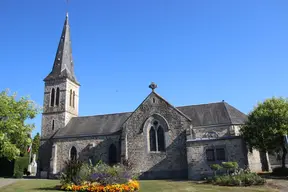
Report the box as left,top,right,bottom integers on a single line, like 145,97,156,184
149,82,157,92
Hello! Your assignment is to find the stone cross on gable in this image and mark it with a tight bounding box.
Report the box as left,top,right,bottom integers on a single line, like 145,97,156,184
149,82,157,92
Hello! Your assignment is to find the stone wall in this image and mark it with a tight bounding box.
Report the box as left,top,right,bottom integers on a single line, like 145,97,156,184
41,79,79,139
38,139,53,178
51,135,120,174
186,137,247,180
121,92,192,179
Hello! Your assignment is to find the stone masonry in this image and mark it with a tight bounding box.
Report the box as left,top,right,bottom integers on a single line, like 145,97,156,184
121,92,192,179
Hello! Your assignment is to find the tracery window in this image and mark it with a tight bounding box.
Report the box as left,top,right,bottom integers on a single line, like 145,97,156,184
149,120,165,152
50,88,55,106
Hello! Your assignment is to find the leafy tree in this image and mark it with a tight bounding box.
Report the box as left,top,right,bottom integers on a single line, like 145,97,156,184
240,97,288,168
32,133,40,155
0,89,40,161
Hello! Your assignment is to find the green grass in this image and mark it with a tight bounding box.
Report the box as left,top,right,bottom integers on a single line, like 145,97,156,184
0,179,278,192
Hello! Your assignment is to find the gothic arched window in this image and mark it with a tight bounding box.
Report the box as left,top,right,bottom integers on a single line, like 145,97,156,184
72,91,75,108
55,87,60,106
70,146,77,160
149,127,156,151
50,88,55,107
149,120,165,152
157,126,165,151
108,144,117,165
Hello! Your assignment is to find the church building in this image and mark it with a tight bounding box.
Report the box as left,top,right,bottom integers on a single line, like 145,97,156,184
38,14,266,180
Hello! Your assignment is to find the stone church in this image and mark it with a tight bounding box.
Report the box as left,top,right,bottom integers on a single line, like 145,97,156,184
39,14,268,180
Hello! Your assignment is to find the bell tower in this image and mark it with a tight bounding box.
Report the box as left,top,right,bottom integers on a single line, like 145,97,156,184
41,13,80,139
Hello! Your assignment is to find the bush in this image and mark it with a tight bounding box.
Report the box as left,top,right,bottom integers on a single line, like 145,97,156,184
60,159,84,185
212,171,265,186
222,162,238,175
90,161,136,185
210,164,222,176
272,166,288,176
13,156,29,178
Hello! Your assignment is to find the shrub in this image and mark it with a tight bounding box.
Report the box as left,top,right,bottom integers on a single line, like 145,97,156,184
272,166,288,176
13,156,29,178
90,161,136,185
212,172,265,186
60,159,84,185
210,164,222,176
222,162,238,175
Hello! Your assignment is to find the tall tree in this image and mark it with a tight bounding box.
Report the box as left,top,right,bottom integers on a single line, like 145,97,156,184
0,89,40,160
240,97,288,168
32,133,40,155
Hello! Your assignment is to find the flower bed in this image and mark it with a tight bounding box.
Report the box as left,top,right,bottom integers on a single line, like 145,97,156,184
61,180,140,192
59,160,140,192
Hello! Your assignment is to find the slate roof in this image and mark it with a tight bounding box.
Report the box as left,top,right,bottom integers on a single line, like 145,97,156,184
54,112,132,138
176,102,247,127
44,13,79,85
53,101,247,139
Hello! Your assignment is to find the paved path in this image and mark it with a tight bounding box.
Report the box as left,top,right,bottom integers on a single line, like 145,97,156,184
0,178,18,188
267,179,288,192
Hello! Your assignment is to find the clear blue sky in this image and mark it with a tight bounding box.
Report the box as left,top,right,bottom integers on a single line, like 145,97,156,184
0,0,288,137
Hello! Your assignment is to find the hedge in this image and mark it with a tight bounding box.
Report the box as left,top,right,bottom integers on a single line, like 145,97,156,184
13,156,29,178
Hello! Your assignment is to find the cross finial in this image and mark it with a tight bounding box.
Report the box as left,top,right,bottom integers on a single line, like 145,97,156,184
149,82,157,92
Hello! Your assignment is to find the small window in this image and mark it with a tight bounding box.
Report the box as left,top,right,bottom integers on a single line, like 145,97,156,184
52,120,55,131
55,87,60,106
206,147,226,162
152,98,156,103
216,148,226,161
70,146,77,160
50,88,55,106
72,91,75,108
206,149,215,161
69,89,72,106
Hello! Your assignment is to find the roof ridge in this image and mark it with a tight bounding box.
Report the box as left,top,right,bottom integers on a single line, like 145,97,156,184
176,101,225,108
76,111,132,118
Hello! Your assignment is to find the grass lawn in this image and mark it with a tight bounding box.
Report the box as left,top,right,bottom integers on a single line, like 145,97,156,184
0,179,278,192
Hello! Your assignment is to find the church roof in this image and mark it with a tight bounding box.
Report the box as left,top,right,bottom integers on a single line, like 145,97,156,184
54,112,132,138
53,101,247,139
44,13,79,85
177,102,247,127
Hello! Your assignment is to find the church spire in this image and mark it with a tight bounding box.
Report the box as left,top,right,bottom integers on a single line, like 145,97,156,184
44,13,79,85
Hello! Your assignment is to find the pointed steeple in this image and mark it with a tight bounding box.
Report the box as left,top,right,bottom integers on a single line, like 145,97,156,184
44,13,79,85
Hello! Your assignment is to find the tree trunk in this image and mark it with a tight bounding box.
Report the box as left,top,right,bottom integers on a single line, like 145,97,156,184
282,136,287,168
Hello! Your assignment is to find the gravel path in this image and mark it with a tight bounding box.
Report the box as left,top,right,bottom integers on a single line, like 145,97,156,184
0,178,18,188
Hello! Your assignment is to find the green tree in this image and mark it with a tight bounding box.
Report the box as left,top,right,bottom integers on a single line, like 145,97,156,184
240,97,288,168
32,133,40,155
0,89,40,160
